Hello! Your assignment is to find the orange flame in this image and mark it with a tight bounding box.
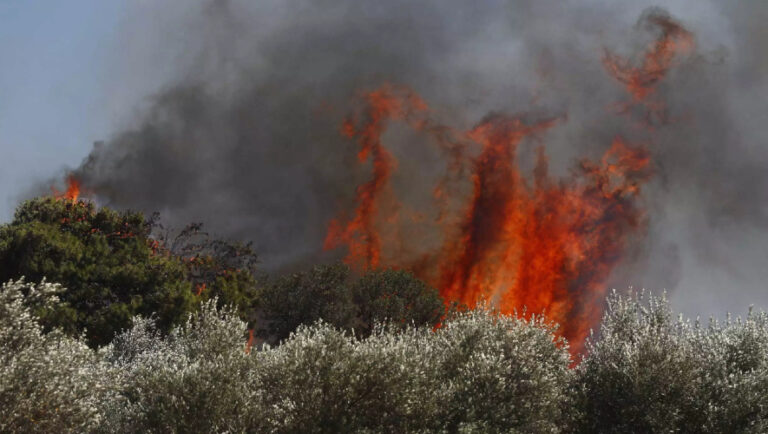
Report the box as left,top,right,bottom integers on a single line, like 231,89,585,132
324,22,693,352
323,16,689,353
245,329,254,354
602,12,694,125
325,93,651,353
323,84,428,270
603,14,693,101
52,174,81,202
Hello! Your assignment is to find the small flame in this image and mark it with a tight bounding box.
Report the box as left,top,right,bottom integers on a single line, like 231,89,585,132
245,329,255,354
52,174,81,202
322,84,429,270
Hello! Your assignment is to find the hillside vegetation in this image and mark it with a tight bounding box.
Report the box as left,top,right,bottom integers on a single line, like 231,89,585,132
1,199,767,433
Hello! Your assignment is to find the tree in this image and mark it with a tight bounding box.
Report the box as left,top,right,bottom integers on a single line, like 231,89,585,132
423,308,573,432
257,264,445,342
149,218,261,324
103,301,571,433
257,263,356,342
351,268,444,336
101,302,259,433
0,197,196,346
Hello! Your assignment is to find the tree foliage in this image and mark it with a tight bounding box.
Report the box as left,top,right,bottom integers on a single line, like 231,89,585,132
102,301,570,433
257,263,356,342
257,264,445,342
0,198,196,346
2,276,768,433
2,198,768,432
149,217,261,324
0,198,261,347
351,268,444,336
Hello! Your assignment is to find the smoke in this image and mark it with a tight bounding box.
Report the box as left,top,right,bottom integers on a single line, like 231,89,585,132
63,0,768,316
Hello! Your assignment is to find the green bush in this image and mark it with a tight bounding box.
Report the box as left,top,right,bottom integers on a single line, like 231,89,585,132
151,219,261,324
257,264,445,342
0,198,261,347
257,263,356,342
351,268,444,336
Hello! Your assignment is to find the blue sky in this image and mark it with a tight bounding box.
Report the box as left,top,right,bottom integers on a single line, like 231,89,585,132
0,1,126,221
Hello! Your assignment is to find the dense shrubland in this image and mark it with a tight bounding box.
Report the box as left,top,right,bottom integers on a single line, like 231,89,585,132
3,278,767,433
0,198,443,348
573,291,768,433
2,278,570,433
1,199,767,432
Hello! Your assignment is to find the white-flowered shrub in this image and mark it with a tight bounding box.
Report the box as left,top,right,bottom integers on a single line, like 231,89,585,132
422,309,572,432
98,302,571,433
0,279,114,433
4,276,768,433
573,291,768,433
99,300,261,433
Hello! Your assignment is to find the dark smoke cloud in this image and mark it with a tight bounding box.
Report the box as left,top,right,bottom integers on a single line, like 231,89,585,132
63,0,768,316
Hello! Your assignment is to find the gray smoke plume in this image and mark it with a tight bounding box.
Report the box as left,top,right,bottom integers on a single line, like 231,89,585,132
65,0,768,317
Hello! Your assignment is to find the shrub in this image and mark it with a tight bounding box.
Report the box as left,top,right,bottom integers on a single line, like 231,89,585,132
257,264,445,343
4,273,767,433
573,291,768,433
421,308,572,432
254,307,571,432
0,279,115,433
97,298,570,432
351,268,444,336
100,302,260,433
257,263,357,342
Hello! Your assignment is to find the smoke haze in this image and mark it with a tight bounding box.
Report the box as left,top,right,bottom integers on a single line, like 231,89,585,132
52,0,768,318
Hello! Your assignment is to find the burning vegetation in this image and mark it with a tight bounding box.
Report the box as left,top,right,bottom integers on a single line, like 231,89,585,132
51,174,81,202
324,12,692,351
44,11,695,354
4,3,768,432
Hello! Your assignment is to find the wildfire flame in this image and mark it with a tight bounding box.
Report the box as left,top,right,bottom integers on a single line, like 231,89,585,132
602,12,694,125
325,13,689,353
323,85,429,269
52,174,81,202
245,329,255,354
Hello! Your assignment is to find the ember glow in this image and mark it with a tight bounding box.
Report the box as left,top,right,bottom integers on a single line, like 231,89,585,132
325,14,688,352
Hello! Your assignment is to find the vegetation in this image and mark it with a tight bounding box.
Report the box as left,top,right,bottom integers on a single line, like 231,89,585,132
3,277,767,433
257,264,445,342
1,198,767,432
0,199,442,347
1,279,570,433
256,263,356,342
573,291,768,433
149,217,261,324
0,198,196,346
0,279,116,433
